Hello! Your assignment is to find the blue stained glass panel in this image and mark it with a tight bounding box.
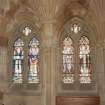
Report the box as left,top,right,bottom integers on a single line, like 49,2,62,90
13,38,24,83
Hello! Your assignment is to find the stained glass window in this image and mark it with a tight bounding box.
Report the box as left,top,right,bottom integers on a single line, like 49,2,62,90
28,37,40,83
13,38,24,83
71,23,81,34
79,36,92,83
62,37,74,83
23,26,32,36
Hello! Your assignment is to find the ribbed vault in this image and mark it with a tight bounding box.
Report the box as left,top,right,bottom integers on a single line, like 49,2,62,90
0,0,104,42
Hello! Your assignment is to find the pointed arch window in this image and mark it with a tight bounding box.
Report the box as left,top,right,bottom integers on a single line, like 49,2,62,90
62,37,74,83
13,38,24,83
11,36,40,85
60,19,96,92
28,37,40,83
61,35,94,87
79,36,92,83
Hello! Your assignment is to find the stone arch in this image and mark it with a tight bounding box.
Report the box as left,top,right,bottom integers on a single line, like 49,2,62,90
7,18,42,92
58,17,96,46
57,16,97,93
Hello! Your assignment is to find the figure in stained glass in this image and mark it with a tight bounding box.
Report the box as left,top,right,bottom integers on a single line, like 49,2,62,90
79,36,92,83
13,38,24,83
28,37,39,83
62,37,74,83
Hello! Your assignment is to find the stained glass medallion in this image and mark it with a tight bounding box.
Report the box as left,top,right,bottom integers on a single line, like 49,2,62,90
71,23,81,34
23,26,32,36
62,37,74,83
13,38,24,83
28,37,40,83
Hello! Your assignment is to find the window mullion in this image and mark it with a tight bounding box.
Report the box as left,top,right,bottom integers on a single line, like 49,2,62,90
75,43,79,90
23,44,28,84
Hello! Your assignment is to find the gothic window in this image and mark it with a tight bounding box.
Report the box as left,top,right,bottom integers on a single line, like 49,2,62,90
79,36,92,84
12,38,24,83
61,35,93,85
62,37,74,83
11,25,40,86
60,17,95,88
28,37,40,83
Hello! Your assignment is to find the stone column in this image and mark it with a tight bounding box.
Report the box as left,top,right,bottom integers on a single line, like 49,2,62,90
96,43,105,105
41,20,56,105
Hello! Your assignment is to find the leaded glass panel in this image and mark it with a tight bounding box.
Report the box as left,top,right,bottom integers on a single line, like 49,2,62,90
13,38,24,83
79,36,92,83
28,37,40,83
62,37,74,83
